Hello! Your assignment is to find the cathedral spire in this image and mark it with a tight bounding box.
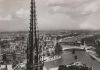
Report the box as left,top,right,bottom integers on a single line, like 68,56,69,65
27,0,43,70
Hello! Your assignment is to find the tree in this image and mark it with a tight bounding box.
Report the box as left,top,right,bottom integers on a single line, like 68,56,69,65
12,52,16,61
55,43,62,56
51,51,55,57
58,65,67,70
47,50,50,56
2,54,7,64
58,65,92,70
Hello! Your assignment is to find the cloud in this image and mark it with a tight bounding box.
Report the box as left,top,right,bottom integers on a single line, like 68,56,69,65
16,8,29,18
0,15,12,21
0,0,99,31
48,0,91,5
79,22,98,30
49,6,72,14
0,0,3,2
81,1,98,14
79,12,100,30
0,8,3,13
48,0,98,16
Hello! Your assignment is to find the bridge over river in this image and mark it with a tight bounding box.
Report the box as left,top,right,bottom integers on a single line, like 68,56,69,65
62,45,84,51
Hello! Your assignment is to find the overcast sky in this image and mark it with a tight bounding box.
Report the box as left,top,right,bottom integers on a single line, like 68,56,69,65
0,0,100,31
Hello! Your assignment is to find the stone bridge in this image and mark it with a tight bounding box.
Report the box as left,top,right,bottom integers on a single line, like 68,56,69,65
62,46,84,51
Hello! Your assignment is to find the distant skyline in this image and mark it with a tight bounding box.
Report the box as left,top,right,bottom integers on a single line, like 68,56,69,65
0,0,100,31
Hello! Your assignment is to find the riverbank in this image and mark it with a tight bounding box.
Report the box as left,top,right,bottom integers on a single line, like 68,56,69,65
86,50,100,63
44,56,61,62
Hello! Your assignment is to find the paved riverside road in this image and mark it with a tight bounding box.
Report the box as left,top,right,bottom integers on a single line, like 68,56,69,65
44,50,100,70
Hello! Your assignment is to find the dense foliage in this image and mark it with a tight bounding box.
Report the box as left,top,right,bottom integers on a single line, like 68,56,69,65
2,54,7,64
81,34,100,57
58,65,92,70
55,43,62,55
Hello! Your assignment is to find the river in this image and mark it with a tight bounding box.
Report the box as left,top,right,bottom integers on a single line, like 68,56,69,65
44,48,100,70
